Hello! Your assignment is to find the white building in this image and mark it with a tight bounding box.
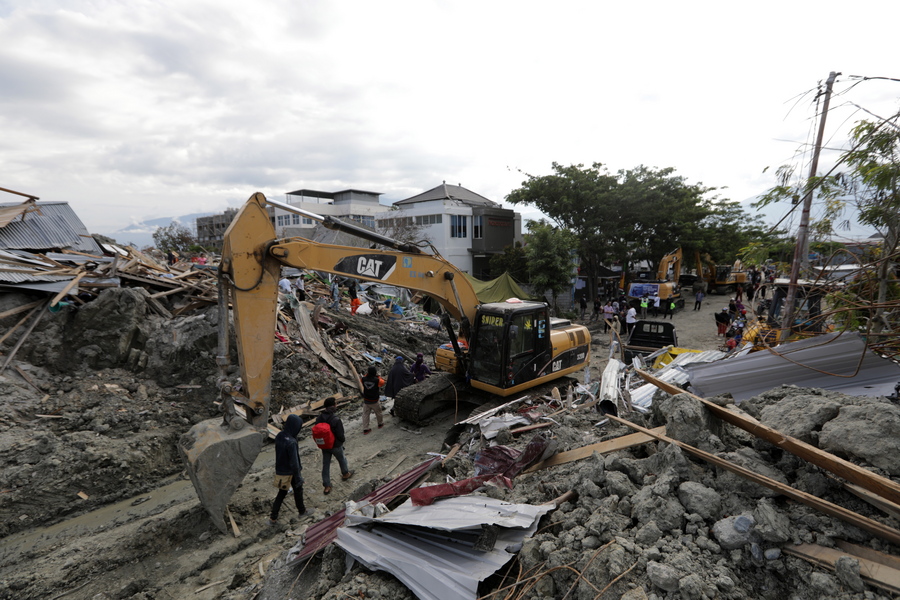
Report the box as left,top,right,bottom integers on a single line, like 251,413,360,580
377,183,522,278
271,189,384,238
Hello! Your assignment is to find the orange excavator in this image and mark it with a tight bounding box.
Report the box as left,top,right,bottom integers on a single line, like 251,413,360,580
178,192,591,532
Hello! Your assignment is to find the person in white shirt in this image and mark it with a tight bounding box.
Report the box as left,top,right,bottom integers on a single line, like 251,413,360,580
625,304,637,337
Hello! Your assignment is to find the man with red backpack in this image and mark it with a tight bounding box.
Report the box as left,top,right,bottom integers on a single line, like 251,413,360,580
312,397,352,495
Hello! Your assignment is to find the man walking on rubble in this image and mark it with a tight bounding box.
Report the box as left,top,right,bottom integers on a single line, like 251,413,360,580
269,414,307,524
360,365,385,435
330,278,341,310
314,397,352,494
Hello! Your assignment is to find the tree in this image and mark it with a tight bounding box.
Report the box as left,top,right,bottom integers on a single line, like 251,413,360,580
523,219,576,311
376,206,425,246
506,163,720,293
488,241,529,282
153,222,197,254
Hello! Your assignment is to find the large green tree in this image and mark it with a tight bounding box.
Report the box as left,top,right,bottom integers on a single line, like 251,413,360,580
153,222,196,254
506,163,722,293
523,219,576,310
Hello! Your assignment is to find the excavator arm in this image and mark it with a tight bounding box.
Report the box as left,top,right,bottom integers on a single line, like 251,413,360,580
180,192,481,532
656,248,682,281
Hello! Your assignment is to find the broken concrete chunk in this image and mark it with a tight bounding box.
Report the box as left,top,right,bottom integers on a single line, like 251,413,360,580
752,498,792,543
834,555,865,593
677,481,722,521
711,513,756,550
758,394,840,444
819,403,900,477
647,561,681,592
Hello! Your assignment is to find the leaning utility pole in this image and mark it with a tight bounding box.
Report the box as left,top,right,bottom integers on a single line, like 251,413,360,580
780,71,839,342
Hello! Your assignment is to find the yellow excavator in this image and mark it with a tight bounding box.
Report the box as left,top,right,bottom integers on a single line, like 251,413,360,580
627,247,684,309
178,192,591,532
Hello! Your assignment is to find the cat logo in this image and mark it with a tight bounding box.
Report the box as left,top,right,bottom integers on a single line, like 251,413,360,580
334,255,397,281
357,257,383,278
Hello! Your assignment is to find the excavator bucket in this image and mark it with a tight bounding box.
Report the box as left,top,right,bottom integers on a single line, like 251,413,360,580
178,418,264,534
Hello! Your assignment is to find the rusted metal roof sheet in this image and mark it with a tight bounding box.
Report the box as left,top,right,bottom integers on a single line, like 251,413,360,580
0,201,102,254
286,456,440,565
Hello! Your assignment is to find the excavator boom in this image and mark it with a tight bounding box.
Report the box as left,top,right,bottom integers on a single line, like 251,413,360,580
179,192,482,532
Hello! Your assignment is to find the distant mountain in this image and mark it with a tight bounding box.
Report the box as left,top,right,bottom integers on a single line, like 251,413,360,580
96,212,216,249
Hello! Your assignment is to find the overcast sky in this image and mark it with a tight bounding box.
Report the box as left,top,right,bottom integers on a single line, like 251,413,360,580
2,0,898,240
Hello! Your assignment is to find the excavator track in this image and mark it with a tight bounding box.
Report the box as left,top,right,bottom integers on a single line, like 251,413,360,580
392,372,470,425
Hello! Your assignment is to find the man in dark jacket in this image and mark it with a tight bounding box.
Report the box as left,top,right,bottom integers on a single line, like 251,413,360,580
269,414,306,524
360,365,385,434
314,397,352,495
385,356,414,398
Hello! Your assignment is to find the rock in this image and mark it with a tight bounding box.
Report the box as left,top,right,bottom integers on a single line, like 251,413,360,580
647,561,681,592
677,481,722,521
677,573,705,600
835,555,865,593
758,394,841,443
716,448,790,498
764,548,782,560
820,402,900,476
653,393,720,451
712,514,756,550
809,571,839,596
752,499,791,543
635,521,663,546
620,587,648,600
631,488,685,532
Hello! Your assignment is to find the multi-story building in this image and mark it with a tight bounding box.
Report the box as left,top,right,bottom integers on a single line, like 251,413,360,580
376,182,522,278
195,208,238,252
272,189,384,238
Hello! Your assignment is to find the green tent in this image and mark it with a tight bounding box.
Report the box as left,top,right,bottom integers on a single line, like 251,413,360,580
463,272,536,303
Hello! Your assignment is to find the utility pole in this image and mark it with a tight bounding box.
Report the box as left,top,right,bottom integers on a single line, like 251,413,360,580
780,71,839,342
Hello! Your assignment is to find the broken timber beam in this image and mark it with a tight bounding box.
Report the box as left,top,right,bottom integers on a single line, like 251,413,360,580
635,369,900,507
638,371,900,504
606,413,900,547
523,426,666,474
784,542,900,595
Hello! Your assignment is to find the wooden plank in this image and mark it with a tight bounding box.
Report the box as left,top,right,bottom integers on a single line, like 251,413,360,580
1,301,48,374
784,543,900,595
49,271,86,307
835,540,900,573
607,413,900,547
0,302,42,346
13,366,42,395
839,479,900,521
386,455,408,475
509,422,553,435
441,444,460,466
0,299,44,320
523,427,666,473
225,506,241,537
636,369,900,507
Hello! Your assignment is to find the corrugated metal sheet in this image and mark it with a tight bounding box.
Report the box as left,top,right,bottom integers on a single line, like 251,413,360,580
629,350,728,408
686,332,900,402
286,456,440,565
336,497,551,600
0,201,38,228
0,201,102,254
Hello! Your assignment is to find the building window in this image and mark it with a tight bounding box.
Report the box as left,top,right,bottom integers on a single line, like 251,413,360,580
292,214,300,225
302,217,313,225
349,215,375,228
473,215,483,239
277,215,285,226
415,214,442,225
451,215,467,238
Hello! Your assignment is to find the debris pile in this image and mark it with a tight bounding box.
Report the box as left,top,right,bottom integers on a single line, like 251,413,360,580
265,378,900,600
